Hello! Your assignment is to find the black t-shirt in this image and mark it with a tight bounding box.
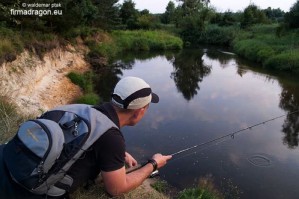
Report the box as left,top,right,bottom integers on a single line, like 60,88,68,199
67,102,126,193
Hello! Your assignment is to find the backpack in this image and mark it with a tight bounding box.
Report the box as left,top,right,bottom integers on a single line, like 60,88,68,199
3,104,117,197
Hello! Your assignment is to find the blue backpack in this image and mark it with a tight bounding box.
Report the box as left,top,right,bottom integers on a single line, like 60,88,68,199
3,104,117,197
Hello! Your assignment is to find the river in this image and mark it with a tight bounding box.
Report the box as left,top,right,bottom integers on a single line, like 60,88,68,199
94,47,299,199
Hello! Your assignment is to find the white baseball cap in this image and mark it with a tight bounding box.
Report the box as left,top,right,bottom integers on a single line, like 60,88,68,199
111,76,159,109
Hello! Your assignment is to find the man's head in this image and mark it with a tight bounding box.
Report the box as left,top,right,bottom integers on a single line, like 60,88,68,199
111,76,159,126
111,76,159,109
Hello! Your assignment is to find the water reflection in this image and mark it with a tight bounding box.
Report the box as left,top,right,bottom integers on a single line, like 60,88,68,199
93,67,122,102
93,51,175,101
205,48,235,68
279,81,299,148
170,49,211,101
92,48,299,198
234,58,299,149
94,49,299,149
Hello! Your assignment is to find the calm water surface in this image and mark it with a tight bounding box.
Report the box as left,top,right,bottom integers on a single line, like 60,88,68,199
95,48,299,199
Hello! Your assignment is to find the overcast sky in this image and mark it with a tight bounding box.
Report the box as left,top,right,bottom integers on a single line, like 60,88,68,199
119,0,297,13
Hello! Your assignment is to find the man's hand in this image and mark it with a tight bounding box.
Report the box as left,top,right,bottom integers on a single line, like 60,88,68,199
151,153,172,169
102,153,172,196
125,152,137,168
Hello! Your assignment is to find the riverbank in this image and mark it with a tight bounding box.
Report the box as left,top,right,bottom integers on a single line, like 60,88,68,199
0,44,89,116
233,24,299,73
0,40,173,199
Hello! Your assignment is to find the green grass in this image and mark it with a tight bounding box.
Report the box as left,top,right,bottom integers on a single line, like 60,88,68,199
197,25,239,46
0,26,60,63
67,72,100,105
264,50,299,72
151,180,169,193
112,30,183,51
0,97,30,143
178,188,220,199
233,39,275,63
177,176,223,199
85,30,183,63
233,24,299,73
76,93,100,105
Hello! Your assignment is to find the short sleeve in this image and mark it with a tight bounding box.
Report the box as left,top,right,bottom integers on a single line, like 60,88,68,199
93,128,126,172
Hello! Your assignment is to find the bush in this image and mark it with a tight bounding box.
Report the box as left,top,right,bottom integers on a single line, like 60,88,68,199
180,24,239,47
67,72,94,93
67,72,100,105
264,50,299,72
178,188,221,199
75,93,100,105
202,25,238,46
233,39,275,63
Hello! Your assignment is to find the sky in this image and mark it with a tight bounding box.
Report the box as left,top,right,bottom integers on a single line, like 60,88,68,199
118,0,297,13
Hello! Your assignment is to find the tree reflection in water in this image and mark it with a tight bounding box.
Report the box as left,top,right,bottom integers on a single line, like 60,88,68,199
235,57,299,149
93,48,299,149
279,83,299,148
169,49,212,101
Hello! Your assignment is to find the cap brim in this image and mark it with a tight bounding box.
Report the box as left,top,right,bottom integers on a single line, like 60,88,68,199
151,92,159,103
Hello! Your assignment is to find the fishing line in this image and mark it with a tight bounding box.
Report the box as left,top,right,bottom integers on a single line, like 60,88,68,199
126,110,299,175
170,137,230,163
169,110,299,157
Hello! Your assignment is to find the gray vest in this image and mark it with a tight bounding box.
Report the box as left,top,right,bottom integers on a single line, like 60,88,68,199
42,104,118,196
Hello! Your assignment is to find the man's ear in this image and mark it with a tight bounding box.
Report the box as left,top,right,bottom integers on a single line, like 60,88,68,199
132,109,141,118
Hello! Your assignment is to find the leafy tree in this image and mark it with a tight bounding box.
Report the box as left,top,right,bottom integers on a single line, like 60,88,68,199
180,0,205,16
175,0,213,46
0,0,121,32
91,0,120,30
136,13,157,30
119,0,138,28
284,0,299,29
210,10,237,26
161,1,176,24
48,0,96,32
240,4,268,28
263,7,284,22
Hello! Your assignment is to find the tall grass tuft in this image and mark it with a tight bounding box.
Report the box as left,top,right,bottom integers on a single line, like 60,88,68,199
264,50,299,72
233,39,275,63
67,72,100,105
0,97,29,143
111,30,183,53
178,175,223,199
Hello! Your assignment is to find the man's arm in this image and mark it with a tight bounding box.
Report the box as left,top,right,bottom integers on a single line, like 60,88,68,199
101,153,172,196
125,152,137,167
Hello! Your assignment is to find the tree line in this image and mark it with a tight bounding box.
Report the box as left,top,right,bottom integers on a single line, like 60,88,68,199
0,0,299,41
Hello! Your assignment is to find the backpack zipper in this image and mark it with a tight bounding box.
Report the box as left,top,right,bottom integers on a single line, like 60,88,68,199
31,120,53,186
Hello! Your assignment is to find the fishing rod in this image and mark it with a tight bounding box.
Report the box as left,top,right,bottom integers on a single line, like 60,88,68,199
170,110,299,156
127,110,299,177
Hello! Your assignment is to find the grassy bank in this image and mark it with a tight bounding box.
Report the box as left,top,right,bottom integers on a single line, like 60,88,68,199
85,29,183,64
180,23,299,74
233,24,299,73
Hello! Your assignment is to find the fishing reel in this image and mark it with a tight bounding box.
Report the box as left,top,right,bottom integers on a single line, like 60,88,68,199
150,170,159,178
